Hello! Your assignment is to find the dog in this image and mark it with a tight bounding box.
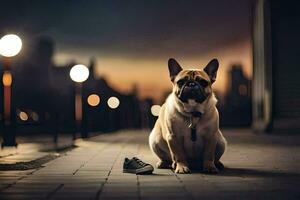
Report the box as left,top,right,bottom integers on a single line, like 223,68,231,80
149,58,227,174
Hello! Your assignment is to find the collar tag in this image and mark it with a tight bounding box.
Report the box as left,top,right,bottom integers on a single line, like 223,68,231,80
189,117,197,142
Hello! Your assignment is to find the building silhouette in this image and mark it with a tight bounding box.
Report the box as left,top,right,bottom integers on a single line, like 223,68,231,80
5,36,155,136
218,64,252,126
1,35,255,137
252,0,300,133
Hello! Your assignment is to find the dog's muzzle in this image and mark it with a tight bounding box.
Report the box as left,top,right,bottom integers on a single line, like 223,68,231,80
178,81,207,103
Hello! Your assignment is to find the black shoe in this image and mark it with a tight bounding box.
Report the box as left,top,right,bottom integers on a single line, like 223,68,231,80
123,157,154,175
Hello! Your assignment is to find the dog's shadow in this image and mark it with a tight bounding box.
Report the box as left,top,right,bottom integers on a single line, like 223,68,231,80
191,167,300,178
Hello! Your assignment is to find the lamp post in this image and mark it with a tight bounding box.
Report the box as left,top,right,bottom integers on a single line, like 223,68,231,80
0,34,22,147
107,96,120,131
69,64,89,139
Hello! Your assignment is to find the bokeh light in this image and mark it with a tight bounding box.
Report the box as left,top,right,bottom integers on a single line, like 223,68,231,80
2,71,12,86
69,64,89,83
31,112,39,122
151,105,161,116
107,97,120,109
0,34,22,57
87,94,100,107
238,84,247,96
19,111,28,121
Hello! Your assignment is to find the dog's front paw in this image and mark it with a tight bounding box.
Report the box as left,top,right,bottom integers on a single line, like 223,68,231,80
172,161,176,170
156,161,172,169
203,161,219,174
175,163,191,174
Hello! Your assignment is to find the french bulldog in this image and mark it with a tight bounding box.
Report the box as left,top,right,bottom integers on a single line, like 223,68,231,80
149,58,227,174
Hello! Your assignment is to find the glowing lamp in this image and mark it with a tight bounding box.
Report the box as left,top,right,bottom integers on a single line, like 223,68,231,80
2,72,12,86
87,94,100,107
151,105,161,116
107,97,120,109
238,84,247,96
31,112,39,122
0,34,22,57
19,111,28,121
69,64,89,83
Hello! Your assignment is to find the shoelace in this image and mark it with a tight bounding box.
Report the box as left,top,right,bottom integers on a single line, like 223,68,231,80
132,157,148,167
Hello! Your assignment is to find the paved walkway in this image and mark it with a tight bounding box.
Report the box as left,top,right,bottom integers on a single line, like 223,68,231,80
0,129,300,200
0,133,74,165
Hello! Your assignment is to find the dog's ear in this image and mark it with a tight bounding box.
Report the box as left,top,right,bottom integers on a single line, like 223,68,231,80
168,58,183,82
204,58,219,83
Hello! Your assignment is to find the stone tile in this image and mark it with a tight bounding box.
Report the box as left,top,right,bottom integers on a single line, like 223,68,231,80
0,130,300,200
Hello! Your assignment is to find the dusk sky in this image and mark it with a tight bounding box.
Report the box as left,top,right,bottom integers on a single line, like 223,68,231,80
1,0,253,101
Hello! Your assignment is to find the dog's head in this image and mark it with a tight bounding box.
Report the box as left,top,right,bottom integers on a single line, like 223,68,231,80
168,58,219,104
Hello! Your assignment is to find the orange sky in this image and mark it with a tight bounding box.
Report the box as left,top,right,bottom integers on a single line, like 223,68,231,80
54,38,252,102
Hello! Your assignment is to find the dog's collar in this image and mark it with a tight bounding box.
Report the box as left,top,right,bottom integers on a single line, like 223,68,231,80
176,110,203,119
174,109,202,142
187,111,202,142
190,111,203,118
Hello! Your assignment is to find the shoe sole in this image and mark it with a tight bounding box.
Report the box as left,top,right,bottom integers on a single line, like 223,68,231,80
123,165,154,175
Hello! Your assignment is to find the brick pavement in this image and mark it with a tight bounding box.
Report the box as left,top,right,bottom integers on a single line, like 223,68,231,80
0,133,74,165
0,129,300,200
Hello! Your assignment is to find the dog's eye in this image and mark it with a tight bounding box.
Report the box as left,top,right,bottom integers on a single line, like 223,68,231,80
177,80,185,87
197,79,208,87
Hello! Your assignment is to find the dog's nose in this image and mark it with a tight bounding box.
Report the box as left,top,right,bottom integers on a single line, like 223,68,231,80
188,82,196,87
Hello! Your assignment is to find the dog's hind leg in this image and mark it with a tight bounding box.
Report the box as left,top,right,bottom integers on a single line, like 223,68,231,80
149,124,172,169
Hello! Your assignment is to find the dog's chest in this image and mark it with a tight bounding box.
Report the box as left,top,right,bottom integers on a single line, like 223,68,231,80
173,122,206,159
183,129,205,159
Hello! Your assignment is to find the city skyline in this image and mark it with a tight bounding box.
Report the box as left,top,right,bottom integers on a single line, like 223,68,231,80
52,37,252,101
1,0,253,101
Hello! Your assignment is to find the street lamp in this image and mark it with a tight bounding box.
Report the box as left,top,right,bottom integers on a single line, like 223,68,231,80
69,64,89,138
0,34,22,147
